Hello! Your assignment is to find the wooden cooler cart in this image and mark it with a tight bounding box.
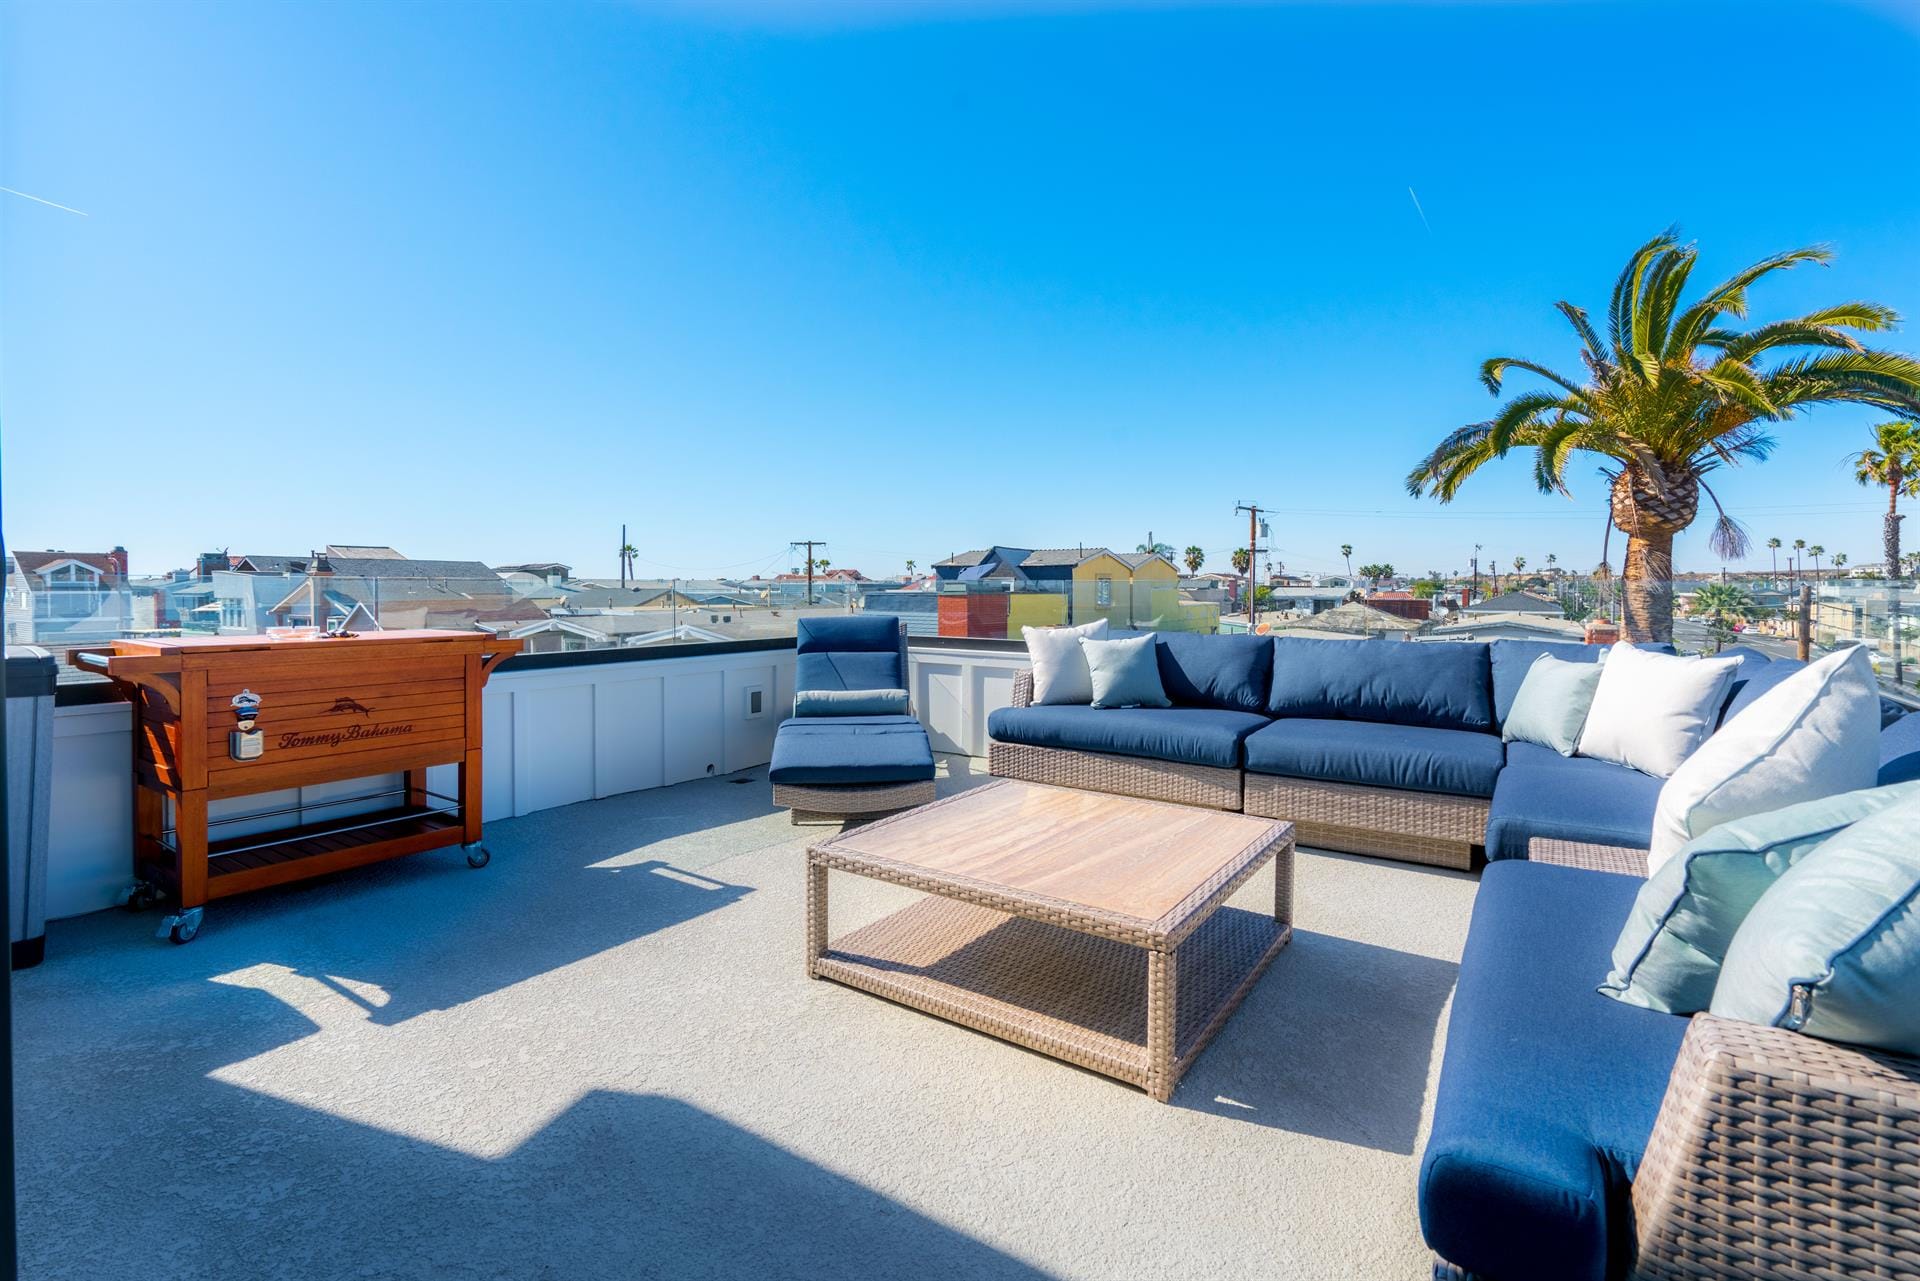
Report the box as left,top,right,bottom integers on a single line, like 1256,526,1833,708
73,630,521,943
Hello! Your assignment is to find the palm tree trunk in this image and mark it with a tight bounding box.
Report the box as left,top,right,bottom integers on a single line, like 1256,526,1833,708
1621,531,1677,643
1610,465,1696,644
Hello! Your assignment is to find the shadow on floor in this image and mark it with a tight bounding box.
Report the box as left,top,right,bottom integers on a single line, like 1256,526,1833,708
1176,929,1457,1153
46,773,769,1038
18,976,1053,1281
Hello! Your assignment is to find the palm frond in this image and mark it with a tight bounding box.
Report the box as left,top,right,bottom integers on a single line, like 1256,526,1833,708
1699,478,1752,561
1479,357,1587,398
1694,359,1779,417
1718,321,1864,362
1638,244,1695,357
1794,301,1900,332
1609,228,1679,359
1485,390,1576,454
1694,244,1833,320
1555,301,1607,367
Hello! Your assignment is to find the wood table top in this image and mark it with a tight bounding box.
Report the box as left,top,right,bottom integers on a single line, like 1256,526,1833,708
811,779,1290,935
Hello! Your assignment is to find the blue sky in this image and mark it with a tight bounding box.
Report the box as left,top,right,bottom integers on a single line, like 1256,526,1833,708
5,0,1919,581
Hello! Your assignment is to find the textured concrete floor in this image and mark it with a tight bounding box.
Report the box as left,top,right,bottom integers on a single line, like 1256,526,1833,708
15,757,1477,1281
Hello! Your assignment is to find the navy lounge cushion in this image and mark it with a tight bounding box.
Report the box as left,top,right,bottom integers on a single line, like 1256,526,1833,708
1420,862,1689,1281
1484,745,1663,861
1718,655,1805,725
796,650,902,692
795,615,902,654
1881,708,1920,786
1490,639,1606,726
768,715,935,785
1267,638,1493,731
1242,718,1504,797
1154,632,1273,713
986,704,1269,770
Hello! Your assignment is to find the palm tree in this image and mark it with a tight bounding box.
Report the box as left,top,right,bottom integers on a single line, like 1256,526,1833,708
1809,544,1826,592
1832,552,1848,574
1689,582,1765,652
1357,562,1395,593
1406,229,1920,641
904,558,916,578
618,540,638,588
1793,538,1807,590
1766,536,1782,586
1230,547,1251,576
1137,539,1174,559
1183,545,1205,575
1853,419,1920,581
1340,544,1354,582
1512,555,1528,581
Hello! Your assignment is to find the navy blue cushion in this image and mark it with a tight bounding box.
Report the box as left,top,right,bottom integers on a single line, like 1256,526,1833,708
768,715,934,784
986,704,1269,770
1717,645,1775,666
1154,633,1273,713
1268,638,1493,731
795,615,902,654
1718,655,1805,726
1242,718,1505,797
1490,640,1607,726
1489,640,1680,727
796,650,902,693
1421,862,1689,1281
1881,709,1920,786
1484,747,1663,861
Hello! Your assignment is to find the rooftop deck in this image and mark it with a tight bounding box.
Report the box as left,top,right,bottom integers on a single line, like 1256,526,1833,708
17,758,1476,1281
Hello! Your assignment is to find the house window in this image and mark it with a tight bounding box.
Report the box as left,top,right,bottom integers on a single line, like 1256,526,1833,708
1095,576,1112,607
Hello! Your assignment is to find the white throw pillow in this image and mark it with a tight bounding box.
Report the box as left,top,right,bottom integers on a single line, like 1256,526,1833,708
1023,619,1112,705
1648,646,1881,873
1576,644,1741,779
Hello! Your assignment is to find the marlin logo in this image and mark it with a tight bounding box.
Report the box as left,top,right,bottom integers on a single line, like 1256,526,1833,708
325,697,374,717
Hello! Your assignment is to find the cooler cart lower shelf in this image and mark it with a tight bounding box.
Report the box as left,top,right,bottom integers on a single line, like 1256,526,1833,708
74,630,521,944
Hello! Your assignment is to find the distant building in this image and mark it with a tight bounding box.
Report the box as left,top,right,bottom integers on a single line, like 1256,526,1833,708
1456,590,1566,619
1426,612,1586,643
1365,591,1436,623
5,548,134,648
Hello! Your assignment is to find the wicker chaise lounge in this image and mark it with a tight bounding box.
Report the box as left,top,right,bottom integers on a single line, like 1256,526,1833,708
770,617,935,824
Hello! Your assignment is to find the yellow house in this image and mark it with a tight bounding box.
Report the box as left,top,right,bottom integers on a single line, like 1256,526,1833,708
1065,550,1137,629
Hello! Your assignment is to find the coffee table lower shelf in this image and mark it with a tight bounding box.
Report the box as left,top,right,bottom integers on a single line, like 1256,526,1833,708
810,891,1290,1101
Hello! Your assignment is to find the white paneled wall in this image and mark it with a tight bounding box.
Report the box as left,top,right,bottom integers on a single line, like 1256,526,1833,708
908,645,1026,757
41,643,1024,920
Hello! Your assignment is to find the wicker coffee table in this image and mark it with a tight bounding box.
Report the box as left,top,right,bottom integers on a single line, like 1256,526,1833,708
805,779,1294,1101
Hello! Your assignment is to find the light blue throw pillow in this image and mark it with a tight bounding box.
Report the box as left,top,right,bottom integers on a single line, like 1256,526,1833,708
793,688,910,717
1711,792,1920,1056
1081,633,1171,709
1502,653,1606,755
1600,782,1920,1014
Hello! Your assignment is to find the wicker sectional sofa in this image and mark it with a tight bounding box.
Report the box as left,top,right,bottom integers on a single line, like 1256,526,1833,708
1423,841,1920,1281
987,634,1920,871
987,631,1920,1278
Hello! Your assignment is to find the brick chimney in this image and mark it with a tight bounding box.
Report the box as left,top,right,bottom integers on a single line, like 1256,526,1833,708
1585,619,1620,645
107,546,129,578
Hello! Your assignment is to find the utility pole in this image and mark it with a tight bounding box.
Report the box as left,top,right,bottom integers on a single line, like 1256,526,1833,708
791,540,827,607
1471,544,1482,605
1235,502,1265,629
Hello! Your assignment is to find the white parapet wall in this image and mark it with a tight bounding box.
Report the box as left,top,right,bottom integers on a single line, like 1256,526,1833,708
42,642,1027,920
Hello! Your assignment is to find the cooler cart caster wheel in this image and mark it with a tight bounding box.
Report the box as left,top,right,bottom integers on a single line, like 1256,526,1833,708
465,845,491,869
162,908,204,946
